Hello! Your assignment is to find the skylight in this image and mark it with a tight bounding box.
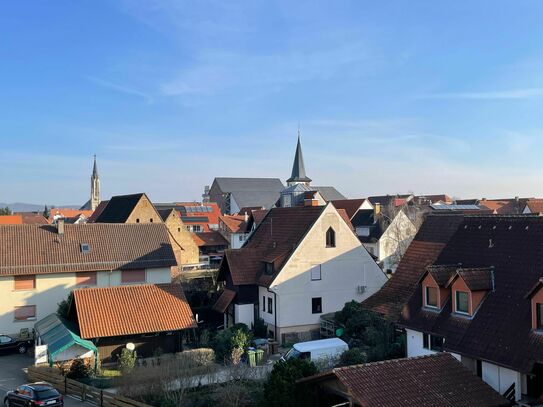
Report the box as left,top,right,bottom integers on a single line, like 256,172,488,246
80,243,91,253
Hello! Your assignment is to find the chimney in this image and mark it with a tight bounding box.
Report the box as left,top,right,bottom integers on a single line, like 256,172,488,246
57,218,65,235
244,213,249,222
374,203,381,215
304,198,319,207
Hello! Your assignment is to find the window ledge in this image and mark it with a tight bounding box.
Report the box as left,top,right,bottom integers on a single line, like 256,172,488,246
422,306,441,313
452,311,472,319
14,318,36,322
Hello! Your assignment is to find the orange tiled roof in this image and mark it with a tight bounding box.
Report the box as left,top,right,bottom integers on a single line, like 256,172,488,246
0,215,23,225
219,215,245,233
73,283,196,339
20,213,49,224
525,199,543,214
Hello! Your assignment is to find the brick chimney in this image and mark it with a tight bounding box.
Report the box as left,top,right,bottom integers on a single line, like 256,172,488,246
374,203,381,215
57,218,65,235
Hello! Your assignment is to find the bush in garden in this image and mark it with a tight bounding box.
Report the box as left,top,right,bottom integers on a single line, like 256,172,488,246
262,358,318,407
338,348,367,367
213,323,252,364
67,359,93,379
118,348,137,373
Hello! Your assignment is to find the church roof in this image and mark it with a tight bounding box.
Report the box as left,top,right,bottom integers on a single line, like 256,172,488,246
92,155,99,178
287,135,312,184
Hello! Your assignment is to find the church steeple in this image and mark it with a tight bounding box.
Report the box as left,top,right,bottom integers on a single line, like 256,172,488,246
90,155,100,211
287,130,312,186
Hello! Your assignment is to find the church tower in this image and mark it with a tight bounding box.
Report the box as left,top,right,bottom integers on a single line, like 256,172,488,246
90,155,100,211
286,131,312,187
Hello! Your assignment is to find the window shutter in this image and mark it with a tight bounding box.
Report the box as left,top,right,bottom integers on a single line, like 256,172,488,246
14,275,36,291
121,269,146,284
14,305,36,320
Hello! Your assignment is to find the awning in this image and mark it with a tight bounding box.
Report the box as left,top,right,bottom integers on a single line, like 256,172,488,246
212,289,237,313
35,314,98,365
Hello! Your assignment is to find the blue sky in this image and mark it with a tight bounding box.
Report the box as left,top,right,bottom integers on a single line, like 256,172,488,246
2,1,543,205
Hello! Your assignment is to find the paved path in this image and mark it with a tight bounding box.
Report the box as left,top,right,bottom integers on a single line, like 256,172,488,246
0,353,83,406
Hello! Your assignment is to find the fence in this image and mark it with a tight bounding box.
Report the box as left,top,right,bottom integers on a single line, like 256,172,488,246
27,366,151,407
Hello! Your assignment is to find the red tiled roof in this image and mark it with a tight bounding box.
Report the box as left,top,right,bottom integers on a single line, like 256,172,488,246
0,223,176,276
87,200,109,223
212,289,236,313
193,231,229,247
73,283,196,339
0,215,23,225
331,199,367,219
524,198,543,214
337,208,354,231
219,215,245,233
300,353,508,407
19,213,49,224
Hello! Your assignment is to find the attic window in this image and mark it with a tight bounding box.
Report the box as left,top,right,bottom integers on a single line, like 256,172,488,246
80,243,91,253
537,304,543,330
265,262,274,275
425,286,438,308
326,227,336,248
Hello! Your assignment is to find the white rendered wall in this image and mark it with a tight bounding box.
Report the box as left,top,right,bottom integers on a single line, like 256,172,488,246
234,303,254,328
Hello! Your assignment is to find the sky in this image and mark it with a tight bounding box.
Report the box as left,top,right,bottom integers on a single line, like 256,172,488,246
2,1,543,205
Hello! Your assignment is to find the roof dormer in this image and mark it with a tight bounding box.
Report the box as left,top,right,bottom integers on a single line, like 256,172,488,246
420,265,457,310
446,268,494,317
525,278,543,332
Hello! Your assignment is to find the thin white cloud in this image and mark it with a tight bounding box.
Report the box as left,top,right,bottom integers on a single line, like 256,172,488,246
419,87,543,100
84,75,154,104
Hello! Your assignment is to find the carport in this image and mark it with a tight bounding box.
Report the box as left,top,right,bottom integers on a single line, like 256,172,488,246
34,313,98,367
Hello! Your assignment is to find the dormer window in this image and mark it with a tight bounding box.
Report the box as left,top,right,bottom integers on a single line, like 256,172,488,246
455,291,470,314
326,227,336,248
265,262,274,275
526,278,543,331
536,303,543,330
426,286,438,308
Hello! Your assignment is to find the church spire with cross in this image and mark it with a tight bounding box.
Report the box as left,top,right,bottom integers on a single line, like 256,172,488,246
90,154,100,211
287,129,312,186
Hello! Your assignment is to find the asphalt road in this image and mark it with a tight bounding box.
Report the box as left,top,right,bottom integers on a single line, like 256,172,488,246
0,353,82,406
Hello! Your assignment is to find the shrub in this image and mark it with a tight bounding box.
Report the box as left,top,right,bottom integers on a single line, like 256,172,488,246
67,359,92,379
118,348,137,373
213,324,252,364
176,348,215,368
262,359,318,407
338,348,367,367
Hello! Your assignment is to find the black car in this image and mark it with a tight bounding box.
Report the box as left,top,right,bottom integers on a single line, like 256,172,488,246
0,335,32,355
4,383,63,407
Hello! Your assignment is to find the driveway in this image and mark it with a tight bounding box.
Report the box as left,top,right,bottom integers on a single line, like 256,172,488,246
0,353,84,406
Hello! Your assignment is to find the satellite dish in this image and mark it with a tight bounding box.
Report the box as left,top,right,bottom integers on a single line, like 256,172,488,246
126,342,135,351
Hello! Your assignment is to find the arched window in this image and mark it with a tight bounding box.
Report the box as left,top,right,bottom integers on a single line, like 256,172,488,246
326,227,336,248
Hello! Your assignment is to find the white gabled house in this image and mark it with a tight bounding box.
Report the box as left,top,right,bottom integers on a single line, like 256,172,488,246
213,203,387,343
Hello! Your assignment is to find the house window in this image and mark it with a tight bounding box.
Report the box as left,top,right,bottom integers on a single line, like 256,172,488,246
537,303,543,330
14,305,36,321
267,297,273,314
356,227,370,237
425,286,438,308
456,291,469,314
265,262,274,275
14,275,36,291
312,297,322,314
136,218,140,223
121,269,146,284
310,265,322,281
422,333,444,351
262,296,266,312
76,272,97,286
326,228,336,248
150,218,153,223
239,235,244,242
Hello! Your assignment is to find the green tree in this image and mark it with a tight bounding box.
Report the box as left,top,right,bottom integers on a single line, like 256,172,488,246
338,348,367,367
0,207,12,215
43,205,50,218
213,323,252,364
262,359,318,407
119,348,137,373
57,292,73,319
334,301,405,362
67,359,93,379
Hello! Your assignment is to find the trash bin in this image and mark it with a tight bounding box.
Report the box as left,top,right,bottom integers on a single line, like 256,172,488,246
269,341,279,355
247,350,256,367
255,349,264,365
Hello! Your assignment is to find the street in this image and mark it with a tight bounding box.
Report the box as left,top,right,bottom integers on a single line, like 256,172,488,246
0,353,83,406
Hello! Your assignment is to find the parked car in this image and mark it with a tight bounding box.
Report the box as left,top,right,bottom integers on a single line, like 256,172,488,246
281,337,348,366
4,382,63,406
0,335,32,355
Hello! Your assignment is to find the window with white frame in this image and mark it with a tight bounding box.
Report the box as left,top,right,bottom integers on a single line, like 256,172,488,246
310,264,322,281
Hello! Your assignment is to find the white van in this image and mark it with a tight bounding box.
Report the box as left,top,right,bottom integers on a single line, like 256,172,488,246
281,338,348,366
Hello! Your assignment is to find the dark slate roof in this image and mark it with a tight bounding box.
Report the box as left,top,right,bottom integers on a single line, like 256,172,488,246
87,200,108,223
399,215,543,374
217,206,325,286
231,190,281,210
93,193,145,223
454,268,494,291
362,214,465,320
313,186,347,201
287,135,312,184
213,177,284,193
425,265,459,286
0,223,176,276
299,353,509,407
350,209,383,243
367,194,412,206
157,208,175,222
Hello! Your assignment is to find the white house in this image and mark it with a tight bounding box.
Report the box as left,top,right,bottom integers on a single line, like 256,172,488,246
0,222,176,336
213,203,387,343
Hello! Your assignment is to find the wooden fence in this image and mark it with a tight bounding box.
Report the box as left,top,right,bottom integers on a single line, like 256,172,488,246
27,366,151,407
